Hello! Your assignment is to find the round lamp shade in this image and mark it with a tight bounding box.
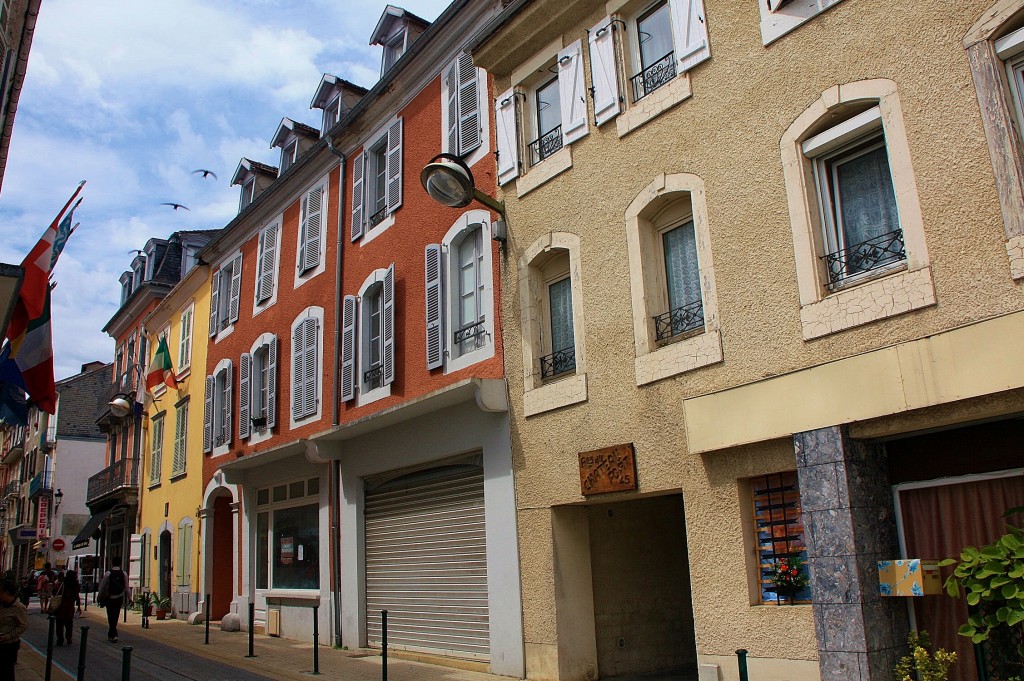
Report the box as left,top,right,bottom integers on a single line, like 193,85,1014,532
420,159,474,208
108,396,133,418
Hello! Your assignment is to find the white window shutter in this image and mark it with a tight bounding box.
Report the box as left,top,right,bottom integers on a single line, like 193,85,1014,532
588,18,620,125
457,53,481,155
266,335,277,429
302,318,317,417
445,61,459,155
425,244,444,370
258,226,277,303
224,360,233,445
351,152,365,241
341,296,357,402
292,322,304,419
302,185,323,272
383,263,395,386
558,40,588,145
128,534,143,587
208,270,220,337
495,88,519,185
386,119,403,214
203,375,214,453
228,254,242,323
239,352,251,439
669,0,710,72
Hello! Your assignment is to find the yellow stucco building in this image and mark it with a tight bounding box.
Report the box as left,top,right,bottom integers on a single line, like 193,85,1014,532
135,252,210,618
471,0,1024,680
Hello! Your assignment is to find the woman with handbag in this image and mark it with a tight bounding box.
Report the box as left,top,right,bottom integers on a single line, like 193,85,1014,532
52,570,81,646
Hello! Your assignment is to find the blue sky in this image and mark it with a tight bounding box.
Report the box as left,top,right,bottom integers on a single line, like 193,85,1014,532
0,0,452,380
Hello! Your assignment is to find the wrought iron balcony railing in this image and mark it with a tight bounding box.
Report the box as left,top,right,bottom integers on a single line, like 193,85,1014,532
654,299,705,342
822,228,905,289
41,425,56,450
528,125,563,167
630,51,676,103
86,457,138,505
453,320,486,347
28,470,52,498
3,480,19,499
369,206,387,228
363,364,384,385
540,346,576,379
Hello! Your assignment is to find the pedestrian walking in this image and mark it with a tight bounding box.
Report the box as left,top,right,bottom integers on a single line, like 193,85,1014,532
35,562,54,614
97,557,126,643
53,570,81,646
0,578,28,681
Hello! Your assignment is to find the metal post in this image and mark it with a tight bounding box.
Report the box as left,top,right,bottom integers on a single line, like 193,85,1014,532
381,609,388,681
76,625,89,681
123,595,127,623
141,592,148,629
120,646,132,681
312,605,319,675
45,615,55,681
204,594,210,645
736,649,749,681
245,602,255,658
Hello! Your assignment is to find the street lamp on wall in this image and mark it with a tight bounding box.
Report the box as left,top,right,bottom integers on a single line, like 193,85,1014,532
108,363,144,418
53,489,62,512
420,154,507,243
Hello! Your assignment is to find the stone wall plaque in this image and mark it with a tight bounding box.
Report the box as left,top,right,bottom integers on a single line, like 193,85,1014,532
578,444,637,495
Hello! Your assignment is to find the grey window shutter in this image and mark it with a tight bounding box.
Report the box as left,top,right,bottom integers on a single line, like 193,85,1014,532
203,375,214,453
669,0,710,72
239,352,251,439
302,185,323,272
302,318,317,417
383,263,395,385
588,17,621,125
228,254,243,322
457,53,481,155
224,360,233,445
208,270,220,337
425,244,444,370
292,322,304,419
445,61,459,155
351,152,365,241
385,119,403,214
258,226,277,303
494,88,519,185
341,296,357,402
266,335,277,428
558,40,588,145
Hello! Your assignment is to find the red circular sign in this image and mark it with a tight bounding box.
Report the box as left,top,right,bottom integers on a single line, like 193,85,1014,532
51,538,65,552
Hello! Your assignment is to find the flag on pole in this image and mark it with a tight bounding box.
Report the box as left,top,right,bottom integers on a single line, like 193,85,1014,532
15,286,56,413
145,335,179,393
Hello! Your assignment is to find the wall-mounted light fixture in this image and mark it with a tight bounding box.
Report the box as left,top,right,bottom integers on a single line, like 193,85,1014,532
420,154,507,244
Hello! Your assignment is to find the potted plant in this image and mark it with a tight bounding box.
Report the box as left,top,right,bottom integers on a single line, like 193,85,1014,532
766,556,811,604
154,596,172,620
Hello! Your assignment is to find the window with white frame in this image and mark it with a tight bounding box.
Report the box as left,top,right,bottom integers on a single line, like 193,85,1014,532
543,265,576,380
119,272,132,305
176,518,193,588
131,255,146,291
291,310,322,422
803,107,905,290
149,413,164,486
322,95,342,134
181,243,199,274
255,223,279,305
442,53,483,159
297,182,325,274
254,478,321,590
495,40,587,186
203,359,232,453
340,266,395,404
178,304,193,371
351,119,402,240
426,211,495,372
209,254,242,337
239,178,256,212
280,139,298,174
382,31,406,74
171,399,188,477
144,242,158,280
757,0,844,46
240,335,277,439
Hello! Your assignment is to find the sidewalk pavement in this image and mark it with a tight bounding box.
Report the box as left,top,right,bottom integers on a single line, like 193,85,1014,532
63,605,519,681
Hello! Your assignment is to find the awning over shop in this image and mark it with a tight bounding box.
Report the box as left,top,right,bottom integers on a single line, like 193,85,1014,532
71,507,113,550
7,528,35,546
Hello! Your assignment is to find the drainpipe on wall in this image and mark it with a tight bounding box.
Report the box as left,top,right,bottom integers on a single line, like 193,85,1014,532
325,137,345,647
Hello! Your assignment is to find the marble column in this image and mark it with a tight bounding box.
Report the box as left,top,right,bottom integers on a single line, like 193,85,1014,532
793,426,909,681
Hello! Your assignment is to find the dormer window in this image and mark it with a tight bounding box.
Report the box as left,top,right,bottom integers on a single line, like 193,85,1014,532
281,140,298,173
370,6,429,78
144,243,158,280
322,95,342,134
233,157,279,214
240,177,255,211
119,272,132,305
382,31,406,73
181,244,198,275
311,74,368,138
131,256,146,291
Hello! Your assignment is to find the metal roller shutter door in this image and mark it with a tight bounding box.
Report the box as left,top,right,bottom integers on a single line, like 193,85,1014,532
364,467,489,660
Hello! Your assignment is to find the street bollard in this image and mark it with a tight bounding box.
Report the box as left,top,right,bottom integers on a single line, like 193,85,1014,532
736,649,749,681
123,596,127,623
312,605,319,675
381,609,388,681
141,592,149,630
245,602,255,658
76,625,89,681
204,594,210,645
45,615,55,681
120,646,132,681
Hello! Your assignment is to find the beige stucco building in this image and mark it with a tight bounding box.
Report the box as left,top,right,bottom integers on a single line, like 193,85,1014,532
470,0,1024,680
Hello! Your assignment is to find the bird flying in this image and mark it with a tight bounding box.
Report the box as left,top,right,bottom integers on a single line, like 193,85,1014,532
161,202,190,211
192,169,217,180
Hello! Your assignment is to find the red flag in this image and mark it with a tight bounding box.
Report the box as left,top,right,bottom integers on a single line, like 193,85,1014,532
16,286,55,413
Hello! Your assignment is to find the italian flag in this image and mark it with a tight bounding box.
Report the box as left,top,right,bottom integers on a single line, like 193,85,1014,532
145,335,179,393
